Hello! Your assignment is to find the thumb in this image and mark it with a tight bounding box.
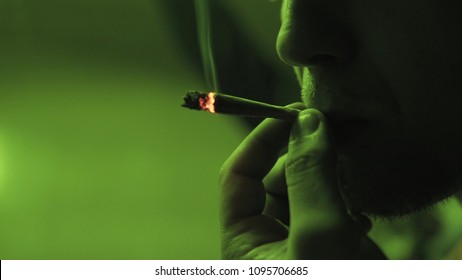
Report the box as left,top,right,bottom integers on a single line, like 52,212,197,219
286,109,349,234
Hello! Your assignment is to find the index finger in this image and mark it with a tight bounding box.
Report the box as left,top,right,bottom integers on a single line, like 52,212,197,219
219,104,304,226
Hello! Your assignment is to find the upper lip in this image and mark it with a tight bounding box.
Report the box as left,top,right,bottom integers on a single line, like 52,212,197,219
318,109,368,127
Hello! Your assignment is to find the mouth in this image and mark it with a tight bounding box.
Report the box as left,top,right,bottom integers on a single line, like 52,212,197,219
334,121,372,144
324,112,374,149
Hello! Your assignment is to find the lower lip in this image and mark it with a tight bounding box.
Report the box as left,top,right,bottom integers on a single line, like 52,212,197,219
333,121,374,149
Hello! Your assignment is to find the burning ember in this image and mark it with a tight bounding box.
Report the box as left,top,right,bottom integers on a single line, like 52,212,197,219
198,92,216,113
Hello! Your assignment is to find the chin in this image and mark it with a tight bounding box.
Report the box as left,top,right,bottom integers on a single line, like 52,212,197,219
337,146,462,219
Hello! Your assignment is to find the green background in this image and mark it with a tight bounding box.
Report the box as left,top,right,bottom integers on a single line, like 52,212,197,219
0,0,250,259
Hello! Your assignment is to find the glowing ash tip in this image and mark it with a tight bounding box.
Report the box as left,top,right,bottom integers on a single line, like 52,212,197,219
182,91,217,113
199,92,216,113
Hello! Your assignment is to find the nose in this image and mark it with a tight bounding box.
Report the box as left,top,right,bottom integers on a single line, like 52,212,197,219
276,0,355,67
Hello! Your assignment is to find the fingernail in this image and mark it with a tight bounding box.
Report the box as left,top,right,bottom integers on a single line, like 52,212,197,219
291,110,321,141
299,110,321,134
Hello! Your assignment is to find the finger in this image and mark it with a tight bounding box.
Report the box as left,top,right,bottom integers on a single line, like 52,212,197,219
286,109,347,226
264,154,288,197
263,154,290,225
219,116,293,227
219,103,305,227
286,109,361,259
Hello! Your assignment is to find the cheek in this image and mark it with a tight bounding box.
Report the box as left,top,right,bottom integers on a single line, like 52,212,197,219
385,60,462,166
393,57,462,159
358,20,462,160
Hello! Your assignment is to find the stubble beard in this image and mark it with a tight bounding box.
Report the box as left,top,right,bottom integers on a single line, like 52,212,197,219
337,142,462,218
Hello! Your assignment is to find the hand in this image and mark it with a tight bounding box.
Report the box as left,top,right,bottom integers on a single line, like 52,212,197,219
219,104,385,259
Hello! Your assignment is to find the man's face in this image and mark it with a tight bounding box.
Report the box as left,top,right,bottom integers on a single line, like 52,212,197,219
276,0,462,217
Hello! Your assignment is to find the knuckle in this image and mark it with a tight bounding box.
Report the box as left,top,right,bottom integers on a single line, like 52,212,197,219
218,164,231,186
285,149,326,173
